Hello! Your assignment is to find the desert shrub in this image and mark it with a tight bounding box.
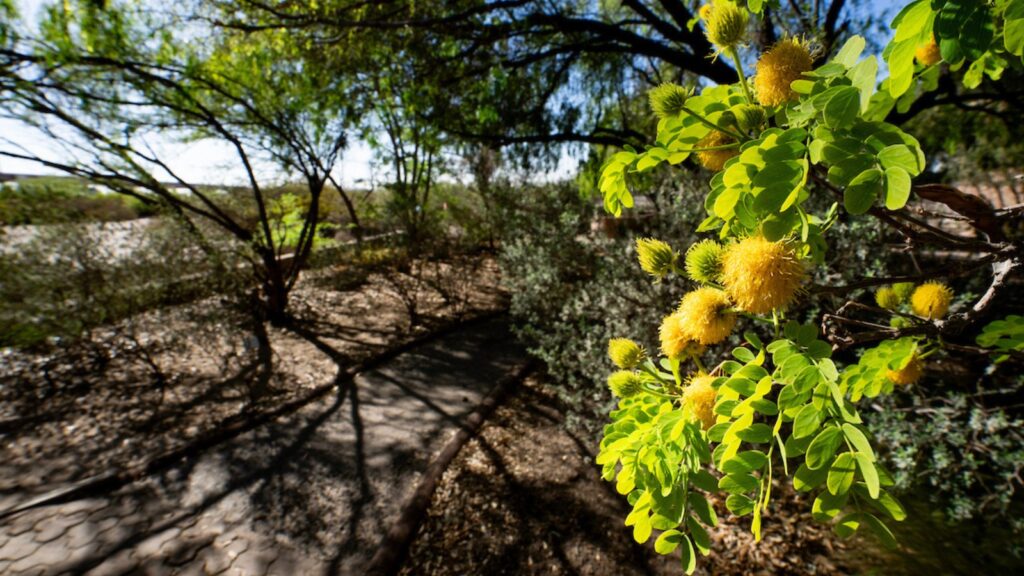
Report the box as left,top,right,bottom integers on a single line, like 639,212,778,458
0,214,245,348
499,177,704,429
0,177,155,224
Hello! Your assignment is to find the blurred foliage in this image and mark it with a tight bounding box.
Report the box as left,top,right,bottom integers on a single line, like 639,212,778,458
0,177,159,224
0,215,245,348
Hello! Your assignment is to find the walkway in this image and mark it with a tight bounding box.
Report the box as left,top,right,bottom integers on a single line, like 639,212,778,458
0,318,529,575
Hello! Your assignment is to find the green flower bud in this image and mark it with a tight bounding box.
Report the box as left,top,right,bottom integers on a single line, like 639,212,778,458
731,104,766,132
649,82,690,119
875,286,900,310
608,338,646,369
704,1,749,51
636,237,677,278
607,370,645,398
892,282,915,302
684,239,725,284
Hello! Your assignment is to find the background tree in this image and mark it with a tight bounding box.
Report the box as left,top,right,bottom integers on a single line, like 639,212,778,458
0,0,355,324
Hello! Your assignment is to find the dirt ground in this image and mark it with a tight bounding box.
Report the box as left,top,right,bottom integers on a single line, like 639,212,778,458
0,255,507,503
402,375,860,576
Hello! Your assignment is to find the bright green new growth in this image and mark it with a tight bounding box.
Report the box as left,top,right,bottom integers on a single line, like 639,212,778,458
636,237,677,278
608,338,645,369
607,370,644,398
649,82,690,119
588,0,1024,569
892,282,915,302
684,239,725,284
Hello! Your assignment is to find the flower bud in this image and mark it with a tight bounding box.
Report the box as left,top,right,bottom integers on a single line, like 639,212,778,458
636,237,676,278
684,239,725,284
649,82,690,119
608,338,645,369
608,370,645,398
704,1,749,51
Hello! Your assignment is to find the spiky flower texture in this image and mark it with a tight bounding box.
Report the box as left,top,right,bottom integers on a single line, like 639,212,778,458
608,338,645,369
754,38,813,107
696,130,738,172
676,288,736,345
911,282,953,319
875,287,900,310
685,239,725,284
915,36,942,66
636,237,676,278
649,83,690,119
703,1,749,51
886,354,924,386
608,370,645,398
659,312,690,359
683,374,718,429
721,236,805,314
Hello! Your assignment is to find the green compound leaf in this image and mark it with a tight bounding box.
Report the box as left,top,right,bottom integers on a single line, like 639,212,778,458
884,166,912,210
681,532,696,574
977,315,1024,362
844,168,883,215
823,86,861,130
687,515,712,556
794,462,829,492
726,493,755,516
792,404,823,439
690,492,718,527
842,423,876,461
827,452,857,495
863,512,899,549
806,426,844,470
654,529,684,554
855,452,881,498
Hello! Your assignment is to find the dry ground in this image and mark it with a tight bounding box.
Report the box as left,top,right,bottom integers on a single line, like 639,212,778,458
402,375,860,576
0,256,506,504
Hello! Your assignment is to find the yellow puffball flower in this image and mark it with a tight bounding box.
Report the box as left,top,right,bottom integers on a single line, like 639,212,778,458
608,338,645,369
699,4,713,20
915,36,942,66
886,354,924,386
703,0,749,51
608,370,645,398
636,237,677,278
696,130,738,172
875,287,900,310
659,312,691,360
682,373,719,430
676,287,736,345
754,38,813,107
720,236,805,314
911,282,953,319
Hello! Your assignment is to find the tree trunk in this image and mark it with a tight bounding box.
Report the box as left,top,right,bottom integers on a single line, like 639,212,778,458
260,249,290,326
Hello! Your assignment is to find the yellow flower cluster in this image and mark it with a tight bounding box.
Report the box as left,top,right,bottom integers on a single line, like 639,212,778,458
754,38,813,107
696,130,739,172
886,354,924,386
720,236,805,314
911,282,953,319
915,36,942,66
682,373,719,429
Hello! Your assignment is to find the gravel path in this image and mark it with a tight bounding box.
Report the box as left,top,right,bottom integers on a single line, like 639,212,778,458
0,317,528,576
